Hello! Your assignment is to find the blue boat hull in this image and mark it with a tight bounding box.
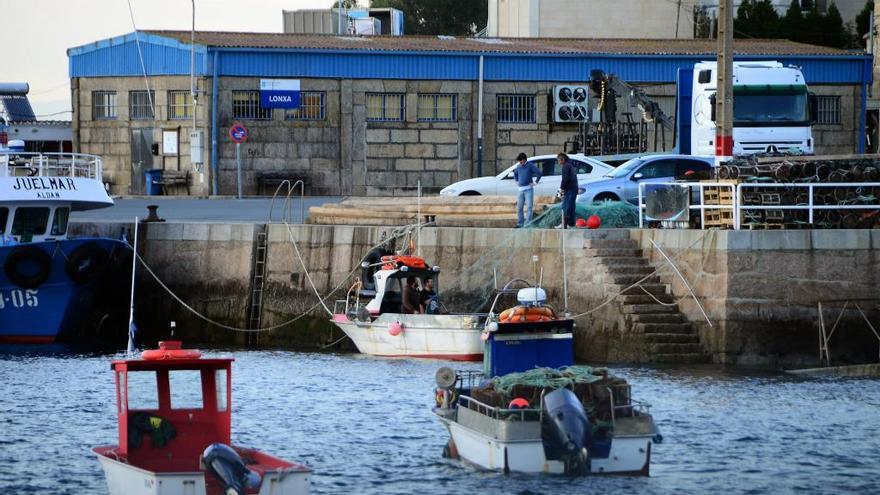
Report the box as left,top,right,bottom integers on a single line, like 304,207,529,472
0,238,128,343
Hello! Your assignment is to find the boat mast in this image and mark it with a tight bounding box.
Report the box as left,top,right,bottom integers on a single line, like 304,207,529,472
127,217,139,355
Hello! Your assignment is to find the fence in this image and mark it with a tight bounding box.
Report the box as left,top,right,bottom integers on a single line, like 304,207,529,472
638,181,880,230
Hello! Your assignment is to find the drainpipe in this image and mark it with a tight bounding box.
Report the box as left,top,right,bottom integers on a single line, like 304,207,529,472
860,79,868,154
210,50,219,195
476,55,484,177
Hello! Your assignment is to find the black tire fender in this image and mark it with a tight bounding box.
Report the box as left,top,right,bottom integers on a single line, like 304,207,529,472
361,247,390,293
65,242,110,285
4,246,52,289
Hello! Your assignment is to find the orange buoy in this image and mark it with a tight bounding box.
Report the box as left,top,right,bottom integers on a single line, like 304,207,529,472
142,341,202,360
508,397,530,409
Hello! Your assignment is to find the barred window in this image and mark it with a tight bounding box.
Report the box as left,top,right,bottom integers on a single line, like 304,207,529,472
167,90,193,120
815,96,841,125
232,90,272,120
417,94,457,122
497,94,536,123
366,93,405,122
92,91,117,120
129,90,155,120
285,92,326,121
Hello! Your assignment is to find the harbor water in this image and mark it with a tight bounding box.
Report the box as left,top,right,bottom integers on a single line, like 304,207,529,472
1,347,879,494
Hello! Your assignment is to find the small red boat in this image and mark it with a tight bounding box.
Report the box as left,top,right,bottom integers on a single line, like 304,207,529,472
93,341,311,495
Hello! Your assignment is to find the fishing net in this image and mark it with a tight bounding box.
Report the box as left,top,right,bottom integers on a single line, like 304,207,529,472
492,366,607,395
526,200,640,229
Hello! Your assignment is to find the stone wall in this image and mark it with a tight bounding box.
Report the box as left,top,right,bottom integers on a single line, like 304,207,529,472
72,76,212,196
76,221,880,365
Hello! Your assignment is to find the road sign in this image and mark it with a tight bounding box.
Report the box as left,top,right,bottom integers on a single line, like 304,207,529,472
229,123,248,143
260,79,301,109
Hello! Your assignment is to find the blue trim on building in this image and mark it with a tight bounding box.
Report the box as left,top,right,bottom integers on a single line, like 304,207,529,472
68,32,871,86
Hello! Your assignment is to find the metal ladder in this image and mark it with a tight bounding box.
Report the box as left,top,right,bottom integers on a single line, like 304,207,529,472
246,224,269,344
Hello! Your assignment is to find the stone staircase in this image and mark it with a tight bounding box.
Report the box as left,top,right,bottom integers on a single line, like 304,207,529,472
583,235,710,364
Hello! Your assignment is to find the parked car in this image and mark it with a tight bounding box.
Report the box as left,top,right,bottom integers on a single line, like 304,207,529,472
439,154,613,196
576,154,715,205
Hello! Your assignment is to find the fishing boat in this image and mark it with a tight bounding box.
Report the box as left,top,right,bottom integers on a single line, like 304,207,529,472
330,250,484,361
0,147,126,343
93,340,311,495
433,284,659,475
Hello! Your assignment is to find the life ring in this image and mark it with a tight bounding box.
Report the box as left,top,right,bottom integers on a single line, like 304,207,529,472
362,247,391,292
142,348,202,360
498,305,556,323
3,246,52,289
65,242,110,285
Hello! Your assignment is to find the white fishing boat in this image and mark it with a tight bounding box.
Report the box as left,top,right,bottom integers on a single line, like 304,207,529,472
433,285,660,476
331,252,484,360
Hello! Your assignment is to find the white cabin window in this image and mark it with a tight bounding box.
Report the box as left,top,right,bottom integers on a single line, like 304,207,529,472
0,207,8,234
215,370,228,412
11,207,50,238
50,207,70,236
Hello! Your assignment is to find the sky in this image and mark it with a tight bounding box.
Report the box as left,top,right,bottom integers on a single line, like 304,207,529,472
1,0,321,119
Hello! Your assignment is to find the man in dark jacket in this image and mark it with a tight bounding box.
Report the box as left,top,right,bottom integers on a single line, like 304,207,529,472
513,152,542,227
557,152,578,228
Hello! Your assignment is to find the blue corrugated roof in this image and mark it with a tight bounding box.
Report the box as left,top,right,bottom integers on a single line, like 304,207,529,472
68,32,871,85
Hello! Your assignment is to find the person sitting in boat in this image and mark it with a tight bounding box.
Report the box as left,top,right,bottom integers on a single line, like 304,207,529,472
420,277,439,314
402,276,421,314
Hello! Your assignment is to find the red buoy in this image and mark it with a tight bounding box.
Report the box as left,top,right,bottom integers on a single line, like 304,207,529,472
586,215,602,229
508,397,530,409
575,218,588,228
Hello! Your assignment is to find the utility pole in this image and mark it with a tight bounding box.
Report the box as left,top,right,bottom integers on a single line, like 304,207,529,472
715,0,734,165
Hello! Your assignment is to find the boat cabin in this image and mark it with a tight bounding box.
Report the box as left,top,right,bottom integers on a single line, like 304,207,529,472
1,151,113,244
365,267,439,315
106,344,233,472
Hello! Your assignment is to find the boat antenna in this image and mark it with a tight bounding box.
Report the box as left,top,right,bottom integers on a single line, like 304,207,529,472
126,216,139,355
417,180,421,258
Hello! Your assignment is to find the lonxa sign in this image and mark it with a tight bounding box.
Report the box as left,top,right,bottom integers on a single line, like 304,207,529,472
260,79,301,109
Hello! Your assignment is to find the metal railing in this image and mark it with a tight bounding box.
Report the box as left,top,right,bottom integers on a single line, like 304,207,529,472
0,151,103,179
638,181,880,230
638,182,738,229
457,394,542,422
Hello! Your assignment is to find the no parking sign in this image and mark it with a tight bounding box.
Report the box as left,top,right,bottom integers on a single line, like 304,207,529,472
229,123,248,143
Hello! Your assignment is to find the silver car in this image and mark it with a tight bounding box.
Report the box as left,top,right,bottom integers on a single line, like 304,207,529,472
576,154,715,204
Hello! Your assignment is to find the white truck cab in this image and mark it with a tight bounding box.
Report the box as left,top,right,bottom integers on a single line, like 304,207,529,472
688,61,814,156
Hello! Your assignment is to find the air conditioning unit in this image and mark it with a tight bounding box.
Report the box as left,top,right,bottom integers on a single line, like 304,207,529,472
553,85,590,123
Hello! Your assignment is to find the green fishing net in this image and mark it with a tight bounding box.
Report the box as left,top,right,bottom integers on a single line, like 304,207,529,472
526,200,641,229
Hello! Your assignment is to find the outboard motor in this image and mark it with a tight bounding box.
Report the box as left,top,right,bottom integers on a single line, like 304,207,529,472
203,443,261,495
542,388,591,475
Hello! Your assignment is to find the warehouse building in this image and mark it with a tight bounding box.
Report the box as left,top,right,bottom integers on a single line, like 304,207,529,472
67,31,871,196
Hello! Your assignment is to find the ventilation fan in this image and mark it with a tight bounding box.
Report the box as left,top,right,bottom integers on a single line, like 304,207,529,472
553,85,591,123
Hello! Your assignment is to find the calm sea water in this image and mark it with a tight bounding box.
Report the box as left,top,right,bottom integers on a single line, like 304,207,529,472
1,347,879,495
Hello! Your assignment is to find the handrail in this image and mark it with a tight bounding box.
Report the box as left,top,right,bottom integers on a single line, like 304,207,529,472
638,180,880,230
457,394,541,422
1,151,103,180
267,179,305,223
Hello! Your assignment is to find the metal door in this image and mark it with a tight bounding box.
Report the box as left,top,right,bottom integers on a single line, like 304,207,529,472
130,128,154,195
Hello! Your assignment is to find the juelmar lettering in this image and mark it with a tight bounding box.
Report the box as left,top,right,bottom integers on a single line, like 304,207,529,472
11,177,77,191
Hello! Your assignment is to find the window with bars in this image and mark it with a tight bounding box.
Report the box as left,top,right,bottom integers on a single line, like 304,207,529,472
129,91,155,120
285,92,326,121
417,94,457,122
366,93,405,122
92,91,117,120
232,90,272,120
497,94,536,123
815,96,841,125
167,90,193,120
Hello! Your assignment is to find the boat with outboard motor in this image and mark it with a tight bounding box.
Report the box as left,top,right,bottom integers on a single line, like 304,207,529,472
330,250,484,360
433,283,659,475
0,148,127,343
93,340,311,495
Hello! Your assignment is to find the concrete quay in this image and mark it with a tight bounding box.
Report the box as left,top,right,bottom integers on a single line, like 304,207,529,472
71,221,880,367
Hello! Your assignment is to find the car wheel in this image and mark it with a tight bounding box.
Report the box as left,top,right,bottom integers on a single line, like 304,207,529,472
460,191,481,196
594,193,620,202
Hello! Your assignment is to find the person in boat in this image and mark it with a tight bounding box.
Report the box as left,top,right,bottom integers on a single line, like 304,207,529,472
419,277,439,314
402,276,421,314
513,152,542,228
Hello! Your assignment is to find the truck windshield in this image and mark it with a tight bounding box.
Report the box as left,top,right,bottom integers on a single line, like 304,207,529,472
734,92,808,125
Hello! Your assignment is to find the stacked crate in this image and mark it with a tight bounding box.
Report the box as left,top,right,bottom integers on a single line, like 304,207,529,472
701,180,737,229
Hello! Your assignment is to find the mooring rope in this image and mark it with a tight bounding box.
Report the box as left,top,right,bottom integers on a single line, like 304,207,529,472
126,223,417,333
